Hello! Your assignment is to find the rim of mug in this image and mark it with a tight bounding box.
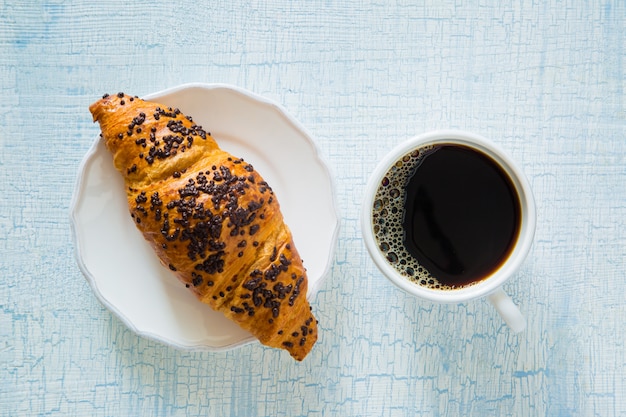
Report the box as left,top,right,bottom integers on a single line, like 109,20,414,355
361,129,536,304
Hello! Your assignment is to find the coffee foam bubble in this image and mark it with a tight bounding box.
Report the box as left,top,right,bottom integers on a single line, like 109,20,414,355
372,145,462,291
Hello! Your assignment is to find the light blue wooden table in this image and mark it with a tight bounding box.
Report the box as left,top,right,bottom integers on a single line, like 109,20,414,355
2,1,625,416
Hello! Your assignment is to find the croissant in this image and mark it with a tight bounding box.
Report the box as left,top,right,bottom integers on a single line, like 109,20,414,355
89,92,318,360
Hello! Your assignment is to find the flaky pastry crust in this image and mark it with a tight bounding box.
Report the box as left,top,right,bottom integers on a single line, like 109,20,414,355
89,92,317,360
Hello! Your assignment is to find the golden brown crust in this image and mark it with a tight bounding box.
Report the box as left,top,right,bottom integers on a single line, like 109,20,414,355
89,93,317,360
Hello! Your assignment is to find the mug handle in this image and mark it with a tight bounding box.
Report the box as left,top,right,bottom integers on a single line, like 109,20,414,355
488,287,526,333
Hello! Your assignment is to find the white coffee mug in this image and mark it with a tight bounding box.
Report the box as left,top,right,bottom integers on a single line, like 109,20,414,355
361,130,536,332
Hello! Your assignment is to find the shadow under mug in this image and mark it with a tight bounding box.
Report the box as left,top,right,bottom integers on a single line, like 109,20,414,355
361,130,536,332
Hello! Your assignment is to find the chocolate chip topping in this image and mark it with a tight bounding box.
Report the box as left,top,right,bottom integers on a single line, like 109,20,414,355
93,93,315,359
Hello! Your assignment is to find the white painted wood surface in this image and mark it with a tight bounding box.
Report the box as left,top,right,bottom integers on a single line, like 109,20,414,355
1,1,625,415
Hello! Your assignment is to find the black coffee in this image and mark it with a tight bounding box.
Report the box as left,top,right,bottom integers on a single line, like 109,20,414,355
372,144,521,289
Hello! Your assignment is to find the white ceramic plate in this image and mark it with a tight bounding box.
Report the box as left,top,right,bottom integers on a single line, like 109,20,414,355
70,83,339,351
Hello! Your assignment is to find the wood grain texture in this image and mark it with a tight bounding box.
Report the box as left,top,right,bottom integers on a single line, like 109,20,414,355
1,0,625,416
